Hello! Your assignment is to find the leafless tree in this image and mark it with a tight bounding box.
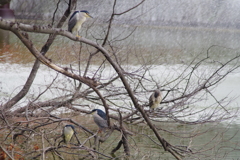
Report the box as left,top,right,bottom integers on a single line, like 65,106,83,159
0,0,239,159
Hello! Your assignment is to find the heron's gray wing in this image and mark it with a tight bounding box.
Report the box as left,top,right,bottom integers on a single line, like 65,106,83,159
62,127,66,143
94,116,108,128
149,93,154,107
68,14,77,32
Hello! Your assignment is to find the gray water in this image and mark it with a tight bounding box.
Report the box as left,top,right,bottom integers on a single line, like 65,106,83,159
1,19,240,159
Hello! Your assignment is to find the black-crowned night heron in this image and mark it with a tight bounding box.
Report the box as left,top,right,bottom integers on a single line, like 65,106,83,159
89,109,108,132
63,124,75,147
149,89,162,111
68,10,93,37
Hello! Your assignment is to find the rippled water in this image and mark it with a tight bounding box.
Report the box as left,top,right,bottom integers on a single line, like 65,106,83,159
1,24,240,159
0,62,240,158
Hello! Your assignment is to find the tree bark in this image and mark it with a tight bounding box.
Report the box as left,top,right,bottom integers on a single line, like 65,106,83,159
2,0,76,110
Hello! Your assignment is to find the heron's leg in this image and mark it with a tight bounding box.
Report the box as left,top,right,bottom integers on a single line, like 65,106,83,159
76,31,81,38
149,108,153,113
97,129,102,134
67,143,71,148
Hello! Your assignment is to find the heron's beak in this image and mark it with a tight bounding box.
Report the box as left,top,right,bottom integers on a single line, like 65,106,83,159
87,111,93,114
87,14,93,18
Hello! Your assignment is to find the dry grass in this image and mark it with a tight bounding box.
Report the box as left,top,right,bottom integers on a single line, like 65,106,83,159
0,114,123,159
0,38,185,66
0,112,172,159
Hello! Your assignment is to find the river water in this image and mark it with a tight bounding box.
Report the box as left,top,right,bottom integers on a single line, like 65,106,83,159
1,23,240,159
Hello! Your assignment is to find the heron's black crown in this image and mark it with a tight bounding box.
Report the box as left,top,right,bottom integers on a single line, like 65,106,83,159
80,10,90,14
92,109,107,120
154,90,160,98
65,124,74,130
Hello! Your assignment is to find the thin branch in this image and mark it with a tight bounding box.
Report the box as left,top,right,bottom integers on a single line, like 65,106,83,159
1,0,76,110
114,0,146,16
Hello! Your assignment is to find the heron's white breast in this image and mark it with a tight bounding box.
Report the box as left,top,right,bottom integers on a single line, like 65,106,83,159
74,15,87,29
64,127,74,135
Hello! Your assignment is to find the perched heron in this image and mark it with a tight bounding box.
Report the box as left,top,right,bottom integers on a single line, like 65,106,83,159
63,125,75,147
68,10,93,37
149,89,162,111
89,109,108,132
